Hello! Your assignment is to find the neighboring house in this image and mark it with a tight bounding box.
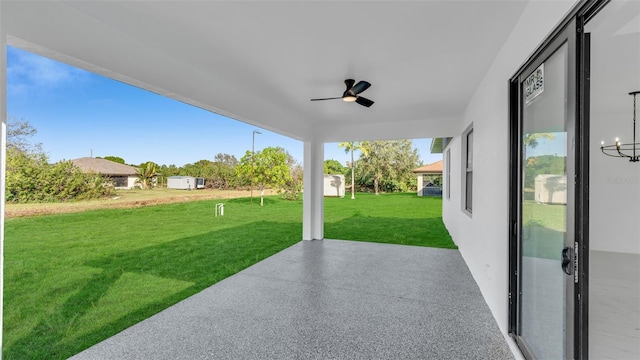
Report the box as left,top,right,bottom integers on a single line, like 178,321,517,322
323,174,345,197
413,160,443,197
71,157,138,189
167,176,205,190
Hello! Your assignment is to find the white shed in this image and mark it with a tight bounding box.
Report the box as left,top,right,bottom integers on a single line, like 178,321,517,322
534,174,567,204
324,174,345,197
167,176,205,190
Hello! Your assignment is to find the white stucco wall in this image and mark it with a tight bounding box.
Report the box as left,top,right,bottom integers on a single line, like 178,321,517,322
127,176,138,189
590,105,640,254
587,0,640,254
442,0,577,335
590,147,640,255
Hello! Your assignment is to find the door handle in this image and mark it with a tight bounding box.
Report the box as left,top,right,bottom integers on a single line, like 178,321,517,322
561,247,573,275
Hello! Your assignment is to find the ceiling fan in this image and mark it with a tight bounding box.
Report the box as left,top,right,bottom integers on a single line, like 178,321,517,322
310,79,374,107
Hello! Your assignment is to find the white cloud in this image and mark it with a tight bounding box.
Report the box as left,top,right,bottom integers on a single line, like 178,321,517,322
7,46,90,95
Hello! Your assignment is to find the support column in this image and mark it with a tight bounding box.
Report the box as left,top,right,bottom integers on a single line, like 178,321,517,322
302,140,324,241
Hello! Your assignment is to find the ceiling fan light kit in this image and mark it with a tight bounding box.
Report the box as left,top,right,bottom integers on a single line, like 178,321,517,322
310,79,375,107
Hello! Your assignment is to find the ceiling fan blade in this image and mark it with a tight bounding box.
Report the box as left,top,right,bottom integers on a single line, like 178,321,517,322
356,96,374,107
310,97,342,101
351,81,371,95
344,79,355,91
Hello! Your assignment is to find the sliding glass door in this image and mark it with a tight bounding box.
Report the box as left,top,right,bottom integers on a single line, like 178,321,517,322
510,19,578,360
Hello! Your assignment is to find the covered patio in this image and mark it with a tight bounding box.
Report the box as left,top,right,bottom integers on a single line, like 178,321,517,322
1,1,586,358
70,240,513,360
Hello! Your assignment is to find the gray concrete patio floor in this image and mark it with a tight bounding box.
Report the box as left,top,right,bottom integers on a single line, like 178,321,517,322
69,239,514,360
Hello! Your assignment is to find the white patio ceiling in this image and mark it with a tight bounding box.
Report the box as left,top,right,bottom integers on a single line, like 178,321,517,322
2,1,530,143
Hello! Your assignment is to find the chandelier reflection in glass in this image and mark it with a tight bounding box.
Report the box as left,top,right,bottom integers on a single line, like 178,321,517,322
600,91,640,162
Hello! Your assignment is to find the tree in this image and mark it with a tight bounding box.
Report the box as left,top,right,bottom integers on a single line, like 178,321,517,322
5,118,116,202
174,154,240,190
136,161,158,189
214,153,238,167
282,151,302,200
182,159,215,186
338,141,368,199
523,133,561,191
524,154,564,189
324,159,345,175
7,117,41,153
283,162,303,200
157,164,180,187
236,147,292,206
100,156,125,164
211,153,239,189
358,140,420,194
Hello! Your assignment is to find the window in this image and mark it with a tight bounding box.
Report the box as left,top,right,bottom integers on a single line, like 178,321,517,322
462,125,473,214
111,176,128,188
446,148,451,200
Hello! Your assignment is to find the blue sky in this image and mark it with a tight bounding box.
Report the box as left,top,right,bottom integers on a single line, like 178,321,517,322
525,132,567,158
7,46,441,167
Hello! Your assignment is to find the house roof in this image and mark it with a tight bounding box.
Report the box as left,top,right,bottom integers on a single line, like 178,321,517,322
71,157,138,176
413,160,443,174
430,138,452,154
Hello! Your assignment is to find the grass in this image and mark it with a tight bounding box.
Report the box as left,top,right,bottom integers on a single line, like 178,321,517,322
3,197,302,359
522,200,565,233
3,192,453,359
522,201,566,259
325,192,455,249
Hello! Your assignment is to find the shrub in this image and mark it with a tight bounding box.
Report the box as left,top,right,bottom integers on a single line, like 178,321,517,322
6,148,116,203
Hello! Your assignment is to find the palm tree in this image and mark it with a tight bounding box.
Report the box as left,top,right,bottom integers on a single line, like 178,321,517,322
338,141,368,199
136,161,158,189
524,133,555,149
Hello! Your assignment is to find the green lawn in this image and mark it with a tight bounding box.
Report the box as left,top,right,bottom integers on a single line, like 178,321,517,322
522,201,566,259
325,193,455,248
3,193,453,359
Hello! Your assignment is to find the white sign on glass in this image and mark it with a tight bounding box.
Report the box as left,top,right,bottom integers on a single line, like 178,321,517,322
524,64,544,104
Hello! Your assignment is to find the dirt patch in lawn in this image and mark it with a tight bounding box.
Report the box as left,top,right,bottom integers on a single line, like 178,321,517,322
4,188,278,218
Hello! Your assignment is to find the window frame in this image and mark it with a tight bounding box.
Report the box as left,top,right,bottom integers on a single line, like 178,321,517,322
462,124,473,215
446,148,451,200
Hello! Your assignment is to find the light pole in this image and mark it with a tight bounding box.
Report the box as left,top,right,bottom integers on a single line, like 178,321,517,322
251,130,261,203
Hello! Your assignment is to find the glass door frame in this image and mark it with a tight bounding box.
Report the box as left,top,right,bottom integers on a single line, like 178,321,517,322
508,1,606,358
514,21,577,360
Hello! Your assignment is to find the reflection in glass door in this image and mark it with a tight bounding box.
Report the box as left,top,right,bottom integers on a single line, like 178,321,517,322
520,42,569,360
